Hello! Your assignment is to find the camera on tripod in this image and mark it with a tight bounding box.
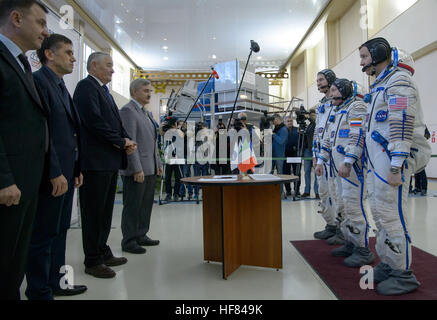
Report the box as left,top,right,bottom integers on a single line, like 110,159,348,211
295,105,309,130
260,111,275,130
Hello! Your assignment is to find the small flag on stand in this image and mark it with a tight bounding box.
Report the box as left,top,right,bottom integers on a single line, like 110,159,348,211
231,139,258,173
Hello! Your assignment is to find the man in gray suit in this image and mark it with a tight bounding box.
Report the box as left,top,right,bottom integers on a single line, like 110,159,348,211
119,79,162,254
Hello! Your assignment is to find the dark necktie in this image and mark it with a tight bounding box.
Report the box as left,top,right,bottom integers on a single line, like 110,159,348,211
102,85,116,106
18,54,39,101
59,79,72,115
17,54,48,152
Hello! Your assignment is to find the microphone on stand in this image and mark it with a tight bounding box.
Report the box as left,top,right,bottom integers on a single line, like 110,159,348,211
183,67,219,124
227,40,260,130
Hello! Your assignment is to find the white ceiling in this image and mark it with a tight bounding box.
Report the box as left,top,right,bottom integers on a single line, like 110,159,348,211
66,0,330,71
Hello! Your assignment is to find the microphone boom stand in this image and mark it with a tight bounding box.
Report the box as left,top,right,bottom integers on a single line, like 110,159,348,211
183,70,215,124
227,50,255,131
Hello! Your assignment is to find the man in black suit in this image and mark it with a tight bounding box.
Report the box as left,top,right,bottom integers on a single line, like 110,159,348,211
74,52,137,279
25,34,87,300
0,0,50,300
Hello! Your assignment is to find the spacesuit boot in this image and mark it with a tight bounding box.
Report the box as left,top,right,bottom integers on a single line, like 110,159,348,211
376,269,420,296
343,246,375,268
331,241,354,257
373,262,393,284
326,213,345,245
314,224,337,240
326,227,345,245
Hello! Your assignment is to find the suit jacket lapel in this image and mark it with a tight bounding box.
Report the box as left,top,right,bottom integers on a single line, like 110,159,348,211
42,67,75,121
87,75,123,126
0,42,44,112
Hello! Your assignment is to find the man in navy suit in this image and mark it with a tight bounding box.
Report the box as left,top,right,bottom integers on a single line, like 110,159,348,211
25,34,87,300
0,0,50,300
74,52,137,279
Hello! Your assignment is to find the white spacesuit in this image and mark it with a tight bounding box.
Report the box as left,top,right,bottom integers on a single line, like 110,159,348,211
312,69,338,240
360,38,431,295
318,80,375,267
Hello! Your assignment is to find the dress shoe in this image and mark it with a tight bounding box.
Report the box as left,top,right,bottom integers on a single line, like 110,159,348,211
137,235,160,246
53,285,88,297
104,256,128,267
301,193,310,198
85,264,116,278
315,194,320,199
123,245,146,254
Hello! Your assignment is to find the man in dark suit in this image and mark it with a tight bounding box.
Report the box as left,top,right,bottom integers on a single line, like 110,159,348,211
0,0,50,300
74,52,137,279
25,34,87,300
119,79,162,254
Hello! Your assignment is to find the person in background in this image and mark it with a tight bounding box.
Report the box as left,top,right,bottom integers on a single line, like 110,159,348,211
283,116,300,197
193,122,210,201
25,34,87,300
179,121,194,200
302,109,319,198
272,114,288,198
74,52,137,279
0,0,50,300
411,127,431,196
119,78,162,255
161,117,183,202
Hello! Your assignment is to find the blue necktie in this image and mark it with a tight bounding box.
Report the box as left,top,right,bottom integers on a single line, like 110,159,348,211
102,85,116,107
59,79,72,115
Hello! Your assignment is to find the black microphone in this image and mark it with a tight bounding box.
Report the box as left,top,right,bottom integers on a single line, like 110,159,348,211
251,40,260,53
227,40,260,130
331,96,343,101
361,63,372,72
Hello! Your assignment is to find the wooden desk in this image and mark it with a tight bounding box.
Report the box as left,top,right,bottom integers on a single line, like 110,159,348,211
182,175,297,279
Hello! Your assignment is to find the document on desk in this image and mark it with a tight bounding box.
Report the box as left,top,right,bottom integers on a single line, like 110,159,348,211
198,175,238,182
249,174,282,181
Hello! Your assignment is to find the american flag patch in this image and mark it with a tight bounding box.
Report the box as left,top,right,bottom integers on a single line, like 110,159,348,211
350,118,362,127
389,96,408,110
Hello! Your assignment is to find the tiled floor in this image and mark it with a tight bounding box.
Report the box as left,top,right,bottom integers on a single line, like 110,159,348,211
20,180,437,300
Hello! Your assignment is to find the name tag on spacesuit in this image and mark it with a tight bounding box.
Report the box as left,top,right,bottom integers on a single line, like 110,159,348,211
338,129,350,138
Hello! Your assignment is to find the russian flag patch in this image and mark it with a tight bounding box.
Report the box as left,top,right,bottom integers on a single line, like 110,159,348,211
389,96,408,110
350,118,363,127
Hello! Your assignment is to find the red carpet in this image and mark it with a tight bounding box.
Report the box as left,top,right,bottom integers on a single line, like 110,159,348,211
291,238,437,300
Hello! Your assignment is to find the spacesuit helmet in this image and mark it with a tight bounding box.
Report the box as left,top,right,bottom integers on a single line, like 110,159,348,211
392,47,415,76
317,69,336,91
331,78,353,102
360,37,392,72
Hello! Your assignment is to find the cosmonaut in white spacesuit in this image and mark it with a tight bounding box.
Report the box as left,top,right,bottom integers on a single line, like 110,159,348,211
312,69,341,241
315,79,374,268
359,37,431,295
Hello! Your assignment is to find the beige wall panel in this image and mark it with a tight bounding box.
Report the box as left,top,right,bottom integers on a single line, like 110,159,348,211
332,50,368,91
339,0,363,60
372,0,436,55
414,49,437,177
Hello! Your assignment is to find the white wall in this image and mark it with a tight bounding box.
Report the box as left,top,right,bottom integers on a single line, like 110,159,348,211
332,50,368,91
373,0,437,55
414,49,437,177
339,0,362,60
295,61,307,104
